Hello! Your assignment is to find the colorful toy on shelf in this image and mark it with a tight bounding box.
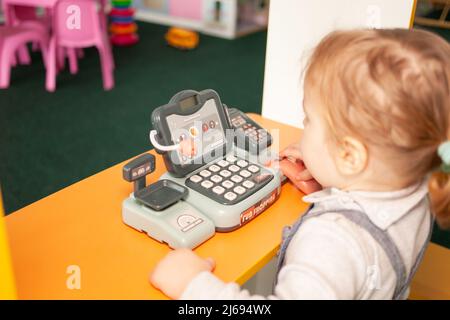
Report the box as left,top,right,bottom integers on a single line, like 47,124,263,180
109,0,139,46
165,27,199,50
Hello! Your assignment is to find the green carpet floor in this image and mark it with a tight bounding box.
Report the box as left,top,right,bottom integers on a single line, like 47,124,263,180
0,22,266,212
0,21,449,248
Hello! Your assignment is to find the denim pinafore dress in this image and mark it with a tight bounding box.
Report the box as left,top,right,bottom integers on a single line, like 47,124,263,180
275,204,434,299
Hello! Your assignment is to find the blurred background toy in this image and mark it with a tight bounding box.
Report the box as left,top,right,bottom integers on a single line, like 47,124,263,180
109,0,140,46
165,27,199,50
133,0,269,39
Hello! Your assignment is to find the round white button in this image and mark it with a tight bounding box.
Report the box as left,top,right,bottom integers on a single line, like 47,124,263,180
231,175,243,183
213,186,225,195
243,180,255,189
209,165,221,172
240,170,251,178
189,175,202,183
224,192,237,201
229,165,240,172
222,180,234,189
234,186,246,195
210,175,223,183
201,180,213,189
218,160,229,167
237,160,248,167
339,196,353,205
200,170,211,178
220,170,231,177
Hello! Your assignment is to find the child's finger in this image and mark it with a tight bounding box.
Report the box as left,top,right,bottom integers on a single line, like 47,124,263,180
279,159,300,180
149,268,160,288
295,169,313,181
279,146,302,160
298,179,323,194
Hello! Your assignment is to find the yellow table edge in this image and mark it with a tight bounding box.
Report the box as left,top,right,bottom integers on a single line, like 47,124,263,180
0,190,17,300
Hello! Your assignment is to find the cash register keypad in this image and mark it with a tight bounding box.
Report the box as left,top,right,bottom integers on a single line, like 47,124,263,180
231,114,269,144
185,154,274,205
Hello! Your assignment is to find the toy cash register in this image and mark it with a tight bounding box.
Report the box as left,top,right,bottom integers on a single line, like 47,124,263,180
122,89,282,249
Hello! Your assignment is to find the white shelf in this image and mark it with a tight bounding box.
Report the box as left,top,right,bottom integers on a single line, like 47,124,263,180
134,0,268,40
236,21,266,37
135,9,204,31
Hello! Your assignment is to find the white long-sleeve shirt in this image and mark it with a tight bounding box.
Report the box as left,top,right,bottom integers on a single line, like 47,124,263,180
180,179,432,300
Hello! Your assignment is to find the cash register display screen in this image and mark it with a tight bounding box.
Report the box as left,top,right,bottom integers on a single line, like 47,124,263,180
166,99,226,166
179,96,197,110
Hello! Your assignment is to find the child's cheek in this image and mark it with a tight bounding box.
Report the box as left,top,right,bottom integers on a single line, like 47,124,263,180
299,131,313,169
300,129,324,184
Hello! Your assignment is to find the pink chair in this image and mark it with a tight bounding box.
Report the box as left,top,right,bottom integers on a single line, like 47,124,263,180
0,25,48,88
46,0,114,91
58,0,113,75
13,5,50,31
10,6,51,64
12,5,81,73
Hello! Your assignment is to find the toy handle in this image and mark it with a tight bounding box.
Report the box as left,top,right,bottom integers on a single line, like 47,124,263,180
149,130,198,158
149,130,180,152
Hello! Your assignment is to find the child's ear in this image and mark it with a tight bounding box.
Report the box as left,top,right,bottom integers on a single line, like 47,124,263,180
335,136,368,176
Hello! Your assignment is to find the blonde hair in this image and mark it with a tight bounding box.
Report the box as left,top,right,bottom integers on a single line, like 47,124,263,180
304,28,450,229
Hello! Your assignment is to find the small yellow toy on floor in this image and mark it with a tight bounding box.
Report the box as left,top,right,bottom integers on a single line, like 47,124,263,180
165,27,199,50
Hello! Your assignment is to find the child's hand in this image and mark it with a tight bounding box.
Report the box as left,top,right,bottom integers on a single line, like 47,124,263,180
150,248,215,299
278,144,314,181
273,143,322,194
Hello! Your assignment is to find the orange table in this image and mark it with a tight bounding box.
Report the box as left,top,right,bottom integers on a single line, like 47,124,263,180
5,114,309,299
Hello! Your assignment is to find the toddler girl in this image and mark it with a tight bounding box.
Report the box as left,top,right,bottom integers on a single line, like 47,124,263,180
150,28,450,299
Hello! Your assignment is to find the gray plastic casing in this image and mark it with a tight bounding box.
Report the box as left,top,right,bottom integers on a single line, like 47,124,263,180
122,194,216,249
121,147,282,249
